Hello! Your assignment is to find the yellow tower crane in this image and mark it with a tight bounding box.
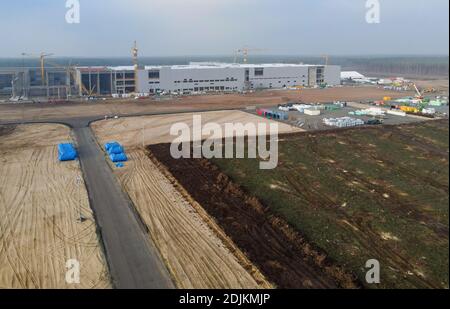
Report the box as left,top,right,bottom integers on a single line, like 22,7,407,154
22,52,54,86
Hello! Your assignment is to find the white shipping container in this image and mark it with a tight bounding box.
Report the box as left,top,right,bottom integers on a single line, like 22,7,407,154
422,108,436,115
387,110,406,117
304,109,321,116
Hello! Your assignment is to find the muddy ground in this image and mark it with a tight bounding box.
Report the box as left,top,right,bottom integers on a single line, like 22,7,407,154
0,125,16,137
148,144,359,289
148,119,449,289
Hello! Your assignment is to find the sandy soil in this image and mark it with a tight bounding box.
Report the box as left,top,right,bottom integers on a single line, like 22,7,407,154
0,124,111,288
91,110,301,288
0,87,411,123
413,79,449,92
92,110,302,147
116,149,270,288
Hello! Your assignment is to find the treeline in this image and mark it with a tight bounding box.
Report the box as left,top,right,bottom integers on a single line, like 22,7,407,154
338,56,449,77
0,55,448,78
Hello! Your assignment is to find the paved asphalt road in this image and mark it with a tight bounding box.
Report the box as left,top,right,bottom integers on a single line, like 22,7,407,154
74,126,174,289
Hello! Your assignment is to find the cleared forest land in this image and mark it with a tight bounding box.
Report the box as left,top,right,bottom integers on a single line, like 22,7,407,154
0,124,111,288
149,120,449,289
91,111,297,288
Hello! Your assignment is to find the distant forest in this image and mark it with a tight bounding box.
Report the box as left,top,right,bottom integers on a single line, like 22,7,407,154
0,55,448,78
335,56,449,78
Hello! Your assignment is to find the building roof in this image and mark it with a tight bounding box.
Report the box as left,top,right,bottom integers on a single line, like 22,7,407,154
76,62,328,72
341,71,365,80
164,62,322,70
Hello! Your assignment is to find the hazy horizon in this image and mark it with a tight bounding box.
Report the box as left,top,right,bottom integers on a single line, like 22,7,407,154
0,0,448,57
0,54,449,59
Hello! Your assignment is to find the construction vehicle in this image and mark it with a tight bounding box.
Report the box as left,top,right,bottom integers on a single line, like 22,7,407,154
423,87,436,94
400,106,420,113
412,83,424,101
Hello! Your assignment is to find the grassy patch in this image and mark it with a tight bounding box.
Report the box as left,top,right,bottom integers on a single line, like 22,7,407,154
211,120,449,289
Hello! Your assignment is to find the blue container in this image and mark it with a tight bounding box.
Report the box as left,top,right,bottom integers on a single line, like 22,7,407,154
58,143,77,161
110,153,128,163
105,142,121,152
108,145,124,155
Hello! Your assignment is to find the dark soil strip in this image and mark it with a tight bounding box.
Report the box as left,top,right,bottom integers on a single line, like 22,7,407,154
148,144,360,289
0,125,16,138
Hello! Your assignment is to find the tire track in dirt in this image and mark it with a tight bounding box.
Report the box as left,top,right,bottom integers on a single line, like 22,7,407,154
113,148,270,289
148,145,359,289
0,124,111,288
278,127,446,288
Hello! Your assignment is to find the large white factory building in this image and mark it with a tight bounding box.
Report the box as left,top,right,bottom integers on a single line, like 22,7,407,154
76,62,341,96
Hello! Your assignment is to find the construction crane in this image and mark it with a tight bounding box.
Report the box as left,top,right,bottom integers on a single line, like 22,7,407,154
22,52,54,86
45,59,90,97
321,54,329,65
132,41,139,93
39,53,54,86
234,47,268,64
412,83,424,100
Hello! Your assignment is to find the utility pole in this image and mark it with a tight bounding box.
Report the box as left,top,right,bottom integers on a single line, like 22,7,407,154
142,123,145,148
76,175,85,222
132,41,139,94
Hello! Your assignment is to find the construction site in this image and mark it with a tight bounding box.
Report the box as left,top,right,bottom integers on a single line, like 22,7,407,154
0,42,448,291
0,45,341,101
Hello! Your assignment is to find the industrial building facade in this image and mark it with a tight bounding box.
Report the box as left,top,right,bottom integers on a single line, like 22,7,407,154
0,67,78,99
79,63,341,95
1,63,341,98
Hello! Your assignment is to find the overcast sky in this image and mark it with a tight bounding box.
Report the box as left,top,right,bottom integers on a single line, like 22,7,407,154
0,0,448,57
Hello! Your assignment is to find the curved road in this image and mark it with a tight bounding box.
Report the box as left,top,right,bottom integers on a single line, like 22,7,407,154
1,112,215,288
0,107,245,288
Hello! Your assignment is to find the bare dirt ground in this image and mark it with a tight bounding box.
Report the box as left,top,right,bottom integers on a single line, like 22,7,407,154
413,79,449,93
91,110,302,147
0,87,410,123
92,111,299,288
148,148,359,289
0,124,111,288
116,149,269,288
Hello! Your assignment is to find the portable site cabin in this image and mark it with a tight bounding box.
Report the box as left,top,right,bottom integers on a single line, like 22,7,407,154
256,108,288,120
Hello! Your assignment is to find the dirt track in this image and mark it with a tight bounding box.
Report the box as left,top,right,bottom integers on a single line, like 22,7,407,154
115,149,269,288
0,124,111,288
0,87,409,123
